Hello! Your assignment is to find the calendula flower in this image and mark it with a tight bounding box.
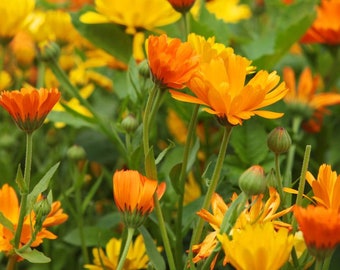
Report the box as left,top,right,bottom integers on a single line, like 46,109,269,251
84,234,161,270
217,222,294,270
293,205,340,258
0,0,35,42
192,189,291,267
170,42,288,126
147,34,200,90
80,0,181,35
113,170,166,228
168,0,196,13
10,31,36,68
0,184,68,255
0,88,61,133
191,0,251,23
0,71,12,89
283,66,340,132
301,0,340,44
305,164,340,211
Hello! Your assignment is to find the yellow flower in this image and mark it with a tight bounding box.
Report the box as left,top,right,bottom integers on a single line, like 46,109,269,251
191,0,251,23
170,36,288,126
84,234,161,270
0,0,35,42
217,222,294,270
0,71,12,89
306,164,340,211
80,0,181,35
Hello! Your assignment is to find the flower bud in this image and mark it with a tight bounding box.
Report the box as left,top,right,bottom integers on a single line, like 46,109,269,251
67,144,87,161
33,197,52,231
239,165,267,197
138,59,151,79
121,114,139,134
37,41,60,62
168,0,196,13
267,127,292,154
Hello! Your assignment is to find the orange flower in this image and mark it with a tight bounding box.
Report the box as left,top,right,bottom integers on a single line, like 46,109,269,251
0,88,61,133
168,0,195,13
113,170,166,228
306,164,340,212
283,67,340,131
301,0,340,44
0,184,68,255
170,42,287,126
147,34,199,90
293,205,340,257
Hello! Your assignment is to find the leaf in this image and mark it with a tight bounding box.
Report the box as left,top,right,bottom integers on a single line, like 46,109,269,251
15,248,51,263
169,163,182,194
82,173,104,213
0,212,14,232
71,6,133,64
242,0,317,69
139,226,166,270
27,163,60,211
63,226,113,247
145,146,158,179
155,140,175,165
229,121,269,166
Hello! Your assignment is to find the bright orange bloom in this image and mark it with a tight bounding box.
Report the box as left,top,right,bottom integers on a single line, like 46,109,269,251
0,184,68,255
113,170,166,228
293,205,340,257
168,0,195,13
0,88,61,133
147,34,199,90
170,45,287,126
301,0,340,44
306,164,340,212
283,67,340,132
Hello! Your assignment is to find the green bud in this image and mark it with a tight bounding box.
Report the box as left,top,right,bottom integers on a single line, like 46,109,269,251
67,145,87,161
138,59,151,79
33,197,52,231
267,127,292,154
121,114,139,134
239,165,267,197
37,41,60,62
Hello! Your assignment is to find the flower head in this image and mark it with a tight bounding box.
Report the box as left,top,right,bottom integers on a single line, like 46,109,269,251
283,67,340,132
170,38,288,126
293,205,340,258
0,184,68,255
301,0,340,44
84,234,161,270
0,0,35,42
306,164,340,211
168,0,196,13
80,0,181,35
0,88,61,133
217,222,294,270
147,34,200,90
113,170,166,228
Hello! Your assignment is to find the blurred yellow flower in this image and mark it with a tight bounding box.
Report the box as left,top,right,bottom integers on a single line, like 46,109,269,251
217,222,294,270
0,71,12,89
191,0,251,23
84,234,161,270
80,0,181,34
0,0,35,42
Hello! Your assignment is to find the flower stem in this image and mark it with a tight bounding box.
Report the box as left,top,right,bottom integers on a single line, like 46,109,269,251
188,125,233,259
142,83,176,270
116,227,135,270
174,104,200,269
8,132,33,270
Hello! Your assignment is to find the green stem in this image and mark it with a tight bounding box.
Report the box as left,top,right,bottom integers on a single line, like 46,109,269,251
46,58,126,156
6,255,18,270
314,258,323,270
292,145,311,231
321,251,334,270
188,125,233,260
36,60,46,88
174,104,200,269
142,83,176,270
7,133,33,270
116,227,135,270
180,11,190,40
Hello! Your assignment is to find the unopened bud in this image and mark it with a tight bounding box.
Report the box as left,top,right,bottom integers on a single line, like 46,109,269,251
267,127,292,154
239,165,267,197
138,59,151,79
67,145,87,161
121,114,139,134
33,197,52,231
37,41,60,62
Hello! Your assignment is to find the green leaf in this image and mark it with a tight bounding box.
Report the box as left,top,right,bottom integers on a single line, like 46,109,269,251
229,121,269,166
71,6,133,64
27,163,60,211
15,248,51,263
15,164,27,193
169,163,182,194
81,173,104,213
242,0,317,69
145,147,158,179
139,226,166,270
155,140,175,165
0,212,14,232
63,226,113,247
